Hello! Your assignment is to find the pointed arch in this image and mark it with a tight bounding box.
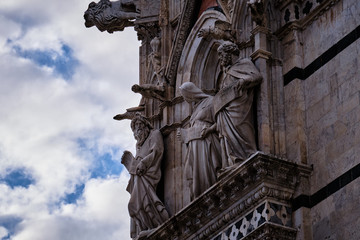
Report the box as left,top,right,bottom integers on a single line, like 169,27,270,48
175,10,227,96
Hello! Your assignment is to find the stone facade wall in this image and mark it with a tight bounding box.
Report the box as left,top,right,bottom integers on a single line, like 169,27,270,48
311,178,360,239
282,0,360,239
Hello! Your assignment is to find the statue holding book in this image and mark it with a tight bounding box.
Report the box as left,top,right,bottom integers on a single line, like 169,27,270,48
214,41,262,167
121,114,169,238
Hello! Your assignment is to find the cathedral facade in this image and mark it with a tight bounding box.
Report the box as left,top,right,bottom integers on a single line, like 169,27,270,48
84,0,360,239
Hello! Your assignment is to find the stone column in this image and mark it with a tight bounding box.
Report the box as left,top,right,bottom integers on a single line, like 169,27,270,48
250,26,273,154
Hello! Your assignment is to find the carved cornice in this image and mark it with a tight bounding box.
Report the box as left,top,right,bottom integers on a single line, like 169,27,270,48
251,49,272,60
300,0,340,29
147,152,312,240
274,0,341,39
134,21,160,42
164,0,201,86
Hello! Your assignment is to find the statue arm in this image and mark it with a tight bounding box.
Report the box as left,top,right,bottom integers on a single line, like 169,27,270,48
230,59,263,90
200,123,217,138
136,131,164,175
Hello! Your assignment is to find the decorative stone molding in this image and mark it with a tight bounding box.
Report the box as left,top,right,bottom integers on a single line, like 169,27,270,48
134,21,160,42
242,223,297,240
212,201,295,239
146,152,312,239
274,0,341,39
165,0,201,86
217,0,235,21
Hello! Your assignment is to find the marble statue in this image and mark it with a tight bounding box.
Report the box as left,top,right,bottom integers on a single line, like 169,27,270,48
214,41,262,168
84,0,138,33
121,114,169,238
178,82,222,200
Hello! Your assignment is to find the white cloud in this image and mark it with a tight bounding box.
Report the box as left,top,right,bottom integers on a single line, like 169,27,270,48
10,173,131,240
0,226,8,239
0,0,140,239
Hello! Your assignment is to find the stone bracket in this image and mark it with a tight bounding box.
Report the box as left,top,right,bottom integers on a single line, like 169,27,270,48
146,152,312,240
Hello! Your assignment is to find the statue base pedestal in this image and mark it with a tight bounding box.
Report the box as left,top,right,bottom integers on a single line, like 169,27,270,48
145,152,312,240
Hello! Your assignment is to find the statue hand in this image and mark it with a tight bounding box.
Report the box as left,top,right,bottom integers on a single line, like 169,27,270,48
121,150,130,163
136,161,146,176
200,126,209,138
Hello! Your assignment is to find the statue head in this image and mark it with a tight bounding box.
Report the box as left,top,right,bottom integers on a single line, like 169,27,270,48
179,82,208,103
217,41,239,68
131,114,153,146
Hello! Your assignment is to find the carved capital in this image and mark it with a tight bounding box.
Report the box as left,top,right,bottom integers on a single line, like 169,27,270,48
134,21,160,42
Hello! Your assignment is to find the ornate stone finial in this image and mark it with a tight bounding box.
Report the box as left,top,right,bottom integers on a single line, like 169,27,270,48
248,0,268,27
84,0,139,33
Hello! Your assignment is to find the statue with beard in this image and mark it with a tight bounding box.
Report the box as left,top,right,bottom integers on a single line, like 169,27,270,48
214,41,262,168
121,114,169,238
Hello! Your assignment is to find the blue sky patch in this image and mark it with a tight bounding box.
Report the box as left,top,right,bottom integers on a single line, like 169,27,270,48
0,216,22,239
63,184,85,204
0,168,35,189
76,138,124,179
90,152,124,179
11,43,79,80
57,139,124,205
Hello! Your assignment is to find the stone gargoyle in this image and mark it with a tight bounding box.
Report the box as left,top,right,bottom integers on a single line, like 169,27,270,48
84,0,139,33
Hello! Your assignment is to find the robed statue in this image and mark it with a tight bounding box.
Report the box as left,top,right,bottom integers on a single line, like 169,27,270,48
122,114,169,238
178,82,222,200
215,41,262,167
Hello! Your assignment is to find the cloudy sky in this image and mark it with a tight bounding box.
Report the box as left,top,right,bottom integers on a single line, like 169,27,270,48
0,1,141,239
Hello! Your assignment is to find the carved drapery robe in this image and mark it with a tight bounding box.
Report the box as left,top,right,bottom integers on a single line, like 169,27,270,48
214,58,262,167
126,130,169,238
182,96,222,199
